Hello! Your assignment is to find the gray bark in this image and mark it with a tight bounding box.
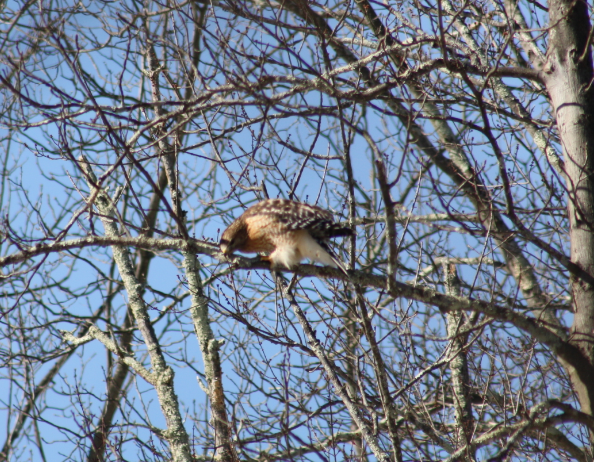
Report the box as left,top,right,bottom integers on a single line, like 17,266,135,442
545,0,594,432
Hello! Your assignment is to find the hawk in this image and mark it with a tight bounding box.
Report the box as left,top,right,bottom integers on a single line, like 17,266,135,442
219,199,352,274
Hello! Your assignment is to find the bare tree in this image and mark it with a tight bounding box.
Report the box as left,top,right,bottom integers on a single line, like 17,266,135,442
1,0,593,461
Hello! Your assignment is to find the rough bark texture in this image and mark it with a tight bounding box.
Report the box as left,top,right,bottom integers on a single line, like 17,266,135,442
444,263,475,461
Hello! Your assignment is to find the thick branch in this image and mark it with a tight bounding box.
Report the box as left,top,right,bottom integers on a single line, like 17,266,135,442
145,40,238,462
79,157,193,462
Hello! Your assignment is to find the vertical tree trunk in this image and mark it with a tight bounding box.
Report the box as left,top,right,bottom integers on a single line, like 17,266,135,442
546,0,594,426
444,263,475,461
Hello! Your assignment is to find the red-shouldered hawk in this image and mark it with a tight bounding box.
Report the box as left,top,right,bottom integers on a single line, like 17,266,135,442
219,199,352,274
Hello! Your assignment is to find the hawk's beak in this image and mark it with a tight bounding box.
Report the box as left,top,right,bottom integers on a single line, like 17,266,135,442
219,241,230,255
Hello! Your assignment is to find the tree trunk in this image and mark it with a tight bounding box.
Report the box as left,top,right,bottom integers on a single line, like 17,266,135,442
546,0,594,430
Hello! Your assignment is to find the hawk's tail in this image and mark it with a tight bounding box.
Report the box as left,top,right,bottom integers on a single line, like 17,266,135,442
326,225,354,239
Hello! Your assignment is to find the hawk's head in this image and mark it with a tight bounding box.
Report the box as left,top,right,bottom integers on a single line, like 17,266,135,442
219,219,248,256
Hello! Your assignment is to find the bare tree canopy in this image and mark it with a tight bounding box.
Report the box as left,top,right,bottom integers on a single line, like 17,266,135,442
1,0,593,461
